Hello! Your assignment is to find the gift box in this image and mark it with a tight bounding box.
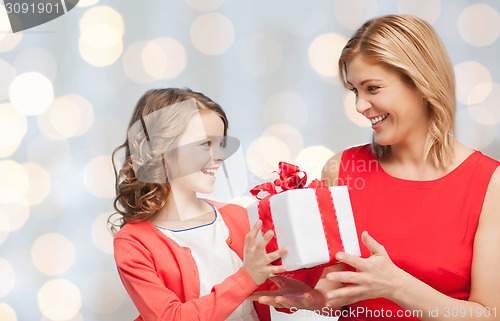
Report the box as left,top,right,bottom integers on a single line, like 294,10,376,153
246,162,360,271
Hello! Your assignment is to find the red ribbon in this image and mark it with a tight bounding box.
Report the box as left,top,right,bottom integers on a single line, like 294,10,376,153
250,161,326,199
250,162,343,266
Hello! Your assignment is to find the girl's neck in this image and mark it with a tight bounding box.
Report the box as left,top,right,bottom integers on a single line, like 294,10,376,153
153,188,214,226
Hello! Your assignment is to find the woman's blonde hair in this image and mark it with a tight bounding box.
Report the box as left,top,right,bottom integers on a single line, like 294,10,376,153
339,14,455,168
109,88,228,233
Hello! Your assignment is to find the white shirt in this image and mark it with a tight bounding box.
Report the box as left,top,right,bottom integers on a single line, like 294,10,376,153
158,207,259,321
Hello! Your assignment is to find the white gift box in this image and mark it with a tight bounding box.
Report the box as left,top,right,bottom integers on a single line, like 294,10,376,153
246,186,360,271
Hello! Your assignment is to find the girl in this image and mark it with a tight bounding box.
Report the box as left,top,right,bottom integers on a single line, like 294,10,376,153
110,88,288,321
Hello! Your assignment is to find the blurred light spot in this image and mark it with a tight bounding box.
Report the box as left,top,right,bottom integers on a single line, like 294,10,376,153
82,271,125,314
186,0,224,12
92,212,113,254
263,124,304,159
83,155,115,198
294,146,334,181
334,0,378,30
456,108,496,149
79,6,124,36
38,279,81,321
0,303,16,321
13,47,58,81
467,82,494,107
308,33,346,81
0,257,15,298
22,162,51,206
454,61,492,105
122,41,156,83
264,91,308,129
246,136,291,180
191,13,234,55
0,60,16,101
229,196,256,208
0,160,29,204
76,0,100,7
38,95,94,140
0,103,27,157
79,24,123,67
468,105,495,126
31,233,75,275
0,201,29,232
27,136,71,175
239,34,283,76
468,83,500,125
458,4,500,47
397,0,441,24
0,5,22,52
0,142,21,158
9,72,54,116
142,37,187,80
344,92,371,127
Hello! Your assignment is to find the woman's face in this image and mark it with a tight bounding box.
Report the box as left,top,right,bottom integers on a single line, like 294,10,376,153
345,55,428,148
168,110,226,194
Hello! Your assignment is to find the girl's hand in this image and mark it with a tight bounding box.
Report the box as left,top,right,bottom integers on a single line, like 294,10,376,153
249,275,327,311
242,220,288,285
324,231,406,307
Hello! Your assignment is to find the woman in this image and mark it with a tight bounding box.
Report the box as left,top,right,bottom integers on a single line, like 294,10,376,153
111,88,288,321
254,15,500,320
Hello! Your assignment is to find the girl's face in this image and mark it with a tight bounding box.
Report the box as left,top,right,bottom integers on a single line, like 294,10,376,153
345,55,428,148
168,110,226,194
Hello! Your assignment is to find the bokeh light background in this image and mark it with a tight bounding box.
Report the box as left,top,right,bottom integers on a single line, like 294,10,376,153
1,0,500,320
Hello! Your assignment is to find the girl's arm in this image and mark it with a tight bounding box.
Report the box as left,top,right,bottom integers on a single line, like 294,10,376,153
115,221,287,321
326,167,500,320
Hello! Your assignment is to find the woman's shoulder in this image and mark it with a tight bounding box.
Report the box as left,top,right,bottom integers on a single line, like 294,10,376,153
321,144,373,186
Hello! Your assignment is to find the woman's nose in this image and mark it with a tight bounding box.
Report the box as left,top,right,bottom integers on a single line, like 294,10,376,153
355,95,371,115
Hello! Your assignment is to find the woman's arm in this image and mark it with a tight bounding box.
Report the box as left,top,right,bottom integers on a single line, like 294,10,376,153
325,167,500,320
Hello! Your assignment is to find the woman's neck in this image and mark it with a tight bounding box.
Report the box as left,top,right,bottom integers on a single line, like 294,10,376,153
381,140,463,181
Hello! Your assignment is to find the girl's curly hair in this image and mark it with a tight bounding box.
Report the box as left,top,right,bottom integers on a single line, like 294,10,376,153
109,88,228,234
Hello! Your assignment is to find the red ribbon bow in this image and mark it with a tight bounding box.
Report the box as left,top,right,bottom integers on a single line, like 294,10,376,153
248,162,340,268
250,161,326,200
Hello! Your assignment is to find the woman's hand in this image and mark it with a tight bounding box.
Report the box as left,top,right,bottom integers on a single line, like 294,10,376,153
242,220,288,285
324,231,406,307
248,275,327,311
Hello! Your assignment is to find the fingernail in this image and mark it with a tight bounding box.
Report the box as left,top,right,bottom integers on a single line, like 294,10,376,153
327,274,334,281
336,253,343,260
327,292,334,299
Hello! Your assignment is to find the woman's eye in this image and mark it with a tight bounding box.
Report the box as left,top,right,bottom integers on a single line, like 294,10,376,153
201,141,211,147
349,87,358,95
368,86,380,92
